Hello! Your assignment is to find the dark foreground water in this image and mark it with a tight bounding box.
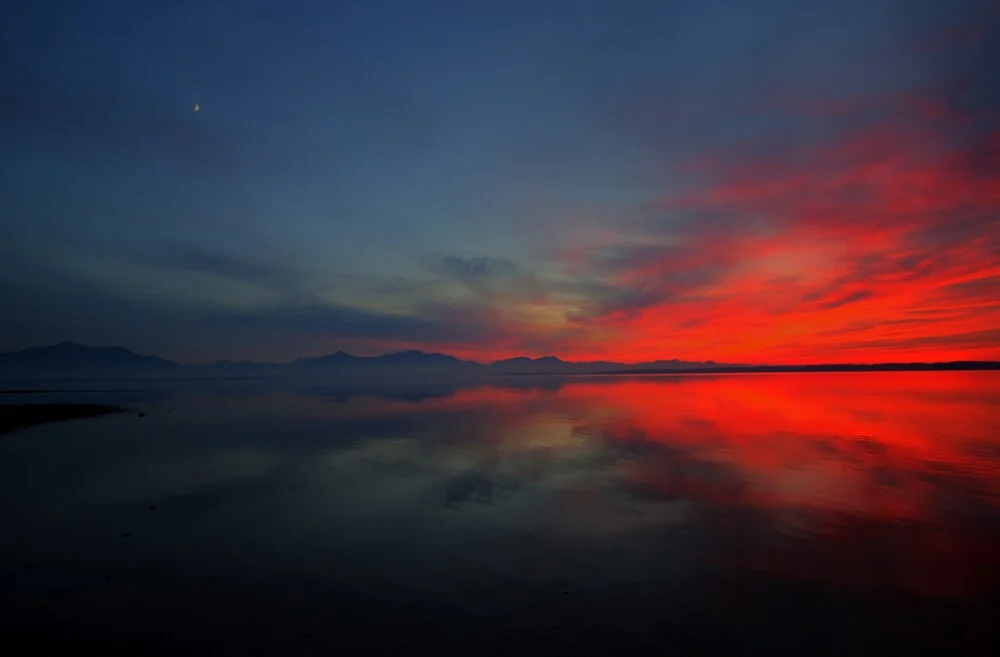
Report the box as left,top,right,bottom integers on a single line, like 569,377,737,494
2,372,999,656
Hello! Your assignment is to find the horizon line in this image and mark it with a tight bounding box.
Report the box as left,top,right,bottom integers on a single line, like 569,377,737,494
2,341,999,370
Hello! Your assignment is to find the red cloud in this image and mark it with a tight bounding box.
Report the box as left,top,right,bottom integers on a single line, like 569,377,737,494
384,94,998,365
542,101,1000,364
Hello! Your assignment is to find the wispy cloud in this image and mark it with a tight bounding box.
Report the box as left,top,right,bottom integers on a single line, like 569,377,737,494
533,93,1000,363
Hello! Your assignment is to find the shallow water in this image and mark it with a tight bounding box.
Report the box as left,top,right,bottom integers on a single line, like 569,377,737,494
2,372,999,656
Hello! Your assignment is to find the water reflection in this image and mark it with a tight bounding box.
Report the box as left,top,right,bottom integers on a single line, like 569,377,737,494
1,372,998,654
285,372,1000,601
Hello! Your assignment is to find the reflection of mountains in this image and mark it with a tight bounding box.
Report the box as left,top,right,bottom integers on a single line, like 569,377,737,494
6,361,993,602
296,376,572,404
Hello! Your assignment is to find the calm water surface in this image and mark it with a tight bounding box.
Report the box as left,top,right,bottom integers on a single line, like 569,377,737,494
2,372,999,656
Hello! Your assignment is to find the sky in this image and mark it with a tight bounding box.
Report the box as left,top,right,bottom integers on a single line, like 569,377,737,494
1,0,998,365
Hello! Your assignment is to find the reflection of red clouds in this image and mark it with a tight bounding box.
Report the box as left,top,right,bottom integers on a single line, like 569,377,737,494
556,373,1000,599
331,373,1000,521
573,374,999,501
561,372,998,443
318,373,1000,598
541,375,982,535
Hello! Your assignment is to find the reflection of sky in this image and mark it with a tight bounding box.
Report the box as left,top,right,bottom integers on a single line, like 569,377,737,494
297,372,1000,534
1,372,998,601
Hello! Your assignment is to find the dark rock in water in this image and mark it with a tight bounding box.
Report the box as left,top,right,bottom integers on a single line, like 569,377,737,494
105,574,112,581
561,589,573,596
137,413,146,418
148,505,158,511
24,562,36,568
121,533,131,538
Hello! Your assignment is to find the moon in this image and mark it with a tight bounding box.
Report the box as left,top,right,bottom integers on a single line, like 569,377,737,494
193,103,200,112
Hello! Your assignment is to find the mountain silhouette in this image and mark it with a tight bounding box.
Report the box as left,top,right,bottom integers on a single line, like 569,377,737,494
492,356,565,369
292,349,480,371
1,342,997,378
292,350,360,367
0,342,177,374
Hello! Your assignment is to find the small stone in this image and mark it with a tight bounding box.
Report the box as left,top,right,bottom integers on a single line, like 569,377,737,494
138,413,146,418
561,589,573,596
24,562,36,568
148,505,158,511
121,533,131,538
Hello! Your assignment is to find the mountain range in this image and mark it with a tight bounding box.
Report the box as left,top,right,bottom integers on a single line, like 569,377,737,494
0,342,997,378
0,342,178,373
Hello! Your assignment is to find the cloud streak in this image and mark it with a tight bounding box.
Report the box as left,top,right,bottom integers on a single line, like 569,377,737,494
531,95,1000,363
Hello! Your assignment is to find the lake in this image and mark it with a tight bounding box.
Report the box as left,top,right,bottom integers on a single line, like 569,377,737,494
2,372,999,656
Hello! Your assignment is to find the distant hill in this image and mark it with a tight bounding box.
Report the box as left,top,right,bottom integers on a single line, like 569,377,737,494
2,342,997,378
291,349,480,372
0,342,178,377
491,356,575,372
291,350,359,367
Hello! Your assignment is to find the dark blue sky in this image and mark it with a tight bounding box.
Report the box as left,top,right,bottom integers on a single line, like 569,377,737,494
2,0,998,364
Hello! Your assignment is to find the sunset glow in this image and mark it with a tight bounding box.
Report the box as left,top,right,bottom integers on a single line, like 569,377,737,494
3,4,999,653
2,1,997,364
